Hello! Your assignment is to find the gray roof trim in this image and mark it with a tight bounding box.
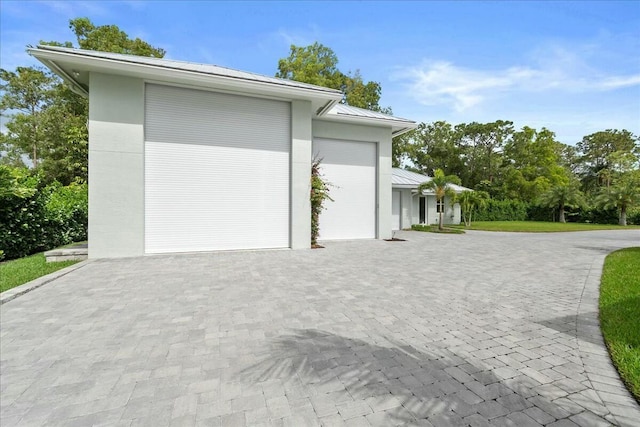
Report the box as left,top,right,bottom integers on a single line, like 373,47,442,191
31,45,342,93
391,168,472,193
323,104,417,136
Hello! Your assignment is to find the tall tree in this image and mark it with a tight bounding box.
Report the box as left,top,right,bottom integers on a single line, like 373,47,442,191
408,121,465,178
42,18,165,57
276,42,389,112
576,129,639,193
539,182,584,223
1,18,166,184
0,67,57,168
499,127,571,201
596,172,640,226
457,120,513,189
417,169,461,230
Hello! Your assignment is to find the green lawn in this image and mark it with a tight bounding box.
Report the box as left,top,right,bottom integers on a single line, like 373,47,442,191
451,221,640,232
0,253,79,293
600,247,640,402
411,224,465,234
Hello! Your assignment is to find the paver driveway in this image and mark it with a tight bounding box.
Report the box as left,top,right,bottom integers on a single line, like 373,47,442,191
2,230,639,427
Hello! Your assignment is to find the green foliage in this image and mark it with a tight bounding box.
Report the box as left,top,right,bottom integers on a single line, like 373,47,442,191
0,167,87,260
458,190,489,227
0,165,36,198
417,169,461,230
599,247,640,401
310,158,332,245
538,182,585,223
475,199,529,221
0,67,58,168
596,174,640,226
276,42,389,112
43,17,165,57
0,252,79,293
628,207,640,225
577,129,640,193
1,18,165,186
46,181,89,244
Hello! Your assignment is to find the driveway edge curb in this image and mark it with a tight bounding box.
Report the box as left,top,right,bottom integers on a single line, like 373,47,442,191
0,259,93,305
577,253,640,426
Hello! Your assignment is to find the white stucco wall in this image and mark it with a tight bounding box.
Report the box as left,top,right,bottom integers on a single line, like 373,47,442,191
405,194,461,226
290,100,313,249
87,74,394,257
400,189,412,229
88,73,145,258
312,120,393,240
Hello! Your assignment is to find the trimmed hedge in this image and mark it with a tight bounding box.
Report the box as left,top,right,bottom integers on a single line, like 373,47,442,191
0,172,87,261
474,199,528,221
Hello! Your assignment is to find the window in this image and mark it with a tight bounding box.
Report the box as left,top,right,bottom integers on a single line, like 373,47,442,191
419,197,426,223
436,199,445,213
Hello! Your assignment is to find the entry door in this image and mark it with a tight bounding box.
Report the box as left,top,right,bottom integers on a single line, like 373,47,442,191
313,139,377,240
392,190,401,230
419,197,426,224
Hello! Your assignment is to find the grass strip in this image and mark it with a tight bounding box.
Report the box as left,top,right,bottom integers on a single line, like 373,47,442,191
600,247,640,401
0,253,79,293
450,221,640,232
411,224,465,234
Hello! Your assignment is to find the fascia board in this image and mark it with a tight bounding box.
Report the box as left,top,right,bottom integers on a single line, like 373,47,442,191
318,112,417,134
28,48,343,108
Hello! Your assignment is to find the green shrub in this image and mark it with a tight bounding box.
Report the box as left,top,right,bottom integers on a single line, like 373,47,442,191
46,182,88,245
0,168,87,260
627,207,640,225
0,173,50,259
475,199,528,221
575,206,619,225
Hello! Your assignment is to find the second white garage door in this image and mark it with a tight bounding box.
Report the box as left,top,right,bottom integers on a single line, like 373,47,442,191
313,139,377,240
144,84,291,254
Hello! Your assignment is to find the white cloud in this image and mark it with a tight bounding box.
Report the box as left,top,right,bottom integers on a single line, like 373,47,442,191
393,46,640,113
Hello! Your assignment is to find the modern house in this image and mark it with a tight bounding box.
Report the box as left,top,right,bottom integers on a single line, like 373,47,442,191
29,46,417,258
392,168,471,230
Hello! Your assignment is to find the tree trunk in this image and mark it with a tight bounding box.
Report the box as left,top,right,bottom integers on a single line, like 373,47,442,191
559,204,566,223
439,212,444,230
619,207,627,226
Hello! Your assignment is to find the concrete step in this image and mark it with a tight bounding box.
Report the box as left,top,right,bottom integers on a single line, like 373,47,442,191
44,243,88,263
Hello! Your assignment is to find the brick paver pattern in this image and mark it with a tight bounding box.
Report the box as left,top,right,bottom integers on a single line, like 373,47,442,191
1,230,639,426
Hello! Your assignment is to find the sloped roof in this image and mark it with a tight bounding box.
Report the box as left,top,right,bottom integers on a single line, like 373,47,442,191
30,45,342,94
27,45,342,113
28,45,417,135
324,104,417,137
392,168,471,193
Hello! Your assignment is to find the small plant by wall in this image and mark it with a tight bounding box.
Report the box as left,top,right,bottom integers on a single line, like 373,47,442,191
310,158,332,247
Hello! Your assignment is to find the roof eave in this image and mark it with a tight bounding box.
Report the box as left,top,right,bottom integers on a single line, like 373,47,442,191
28,47,343,109
318,111,418,134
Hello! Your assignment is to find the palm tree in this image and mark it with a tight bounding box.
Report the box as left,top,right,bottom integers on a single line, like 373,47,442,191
417,169,461,230
597,179,640,226
458,190,489,227
539,183,584,223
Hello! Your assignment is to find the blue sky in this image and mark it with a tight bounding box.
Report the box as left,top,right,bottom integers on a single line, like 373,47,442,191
1,0,639,145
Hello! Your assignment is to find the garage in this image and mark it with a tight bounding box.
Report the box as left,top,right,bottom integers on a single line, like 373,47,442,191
313,138,377,240
30,46,417,258
144,84,291,253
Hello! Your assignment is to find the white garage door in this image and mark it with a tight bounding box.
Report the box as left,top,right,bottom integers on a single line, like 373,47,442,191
392,190,401,230
144,84,290,254
313,139,376,240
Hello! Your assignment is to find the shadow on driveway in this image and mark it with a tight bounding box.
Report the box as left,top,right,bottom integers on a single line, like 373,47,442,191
238,329,604,425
